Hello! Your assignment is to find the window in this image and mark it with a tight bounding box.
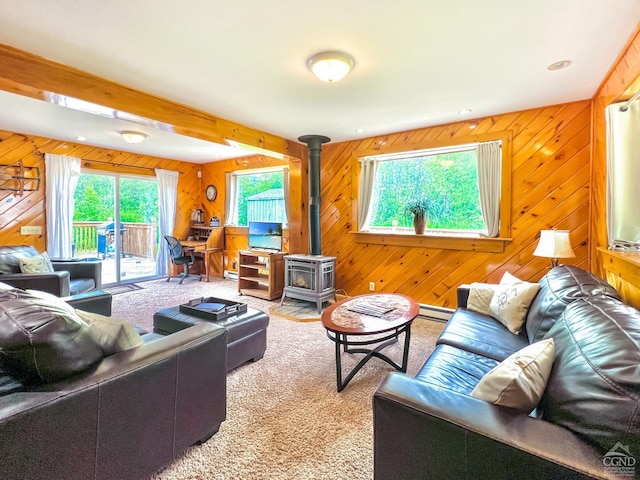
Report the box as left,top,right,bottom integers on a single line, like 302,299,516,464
359,140,502,237
226,167,288,226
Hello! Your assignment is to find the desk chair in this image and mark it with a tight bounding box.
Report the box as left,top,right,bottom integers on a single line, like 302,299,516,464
163,235,203,284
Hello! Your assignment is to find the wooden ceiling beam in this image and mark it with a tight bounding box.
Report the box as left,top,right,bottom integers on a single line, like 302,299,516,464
0,44,303,159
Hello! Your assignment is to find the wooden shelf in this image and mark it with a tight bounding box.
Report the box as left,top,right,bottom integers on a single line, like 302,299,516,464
238,250,285,300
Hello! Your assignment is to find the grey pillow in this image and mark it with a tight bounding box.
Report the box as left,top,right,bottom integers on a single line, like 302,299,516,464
75,310,144,356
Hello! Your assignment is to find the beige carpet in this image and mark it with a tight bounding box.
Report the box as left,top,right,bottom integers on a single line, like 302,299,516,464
111,278,444,480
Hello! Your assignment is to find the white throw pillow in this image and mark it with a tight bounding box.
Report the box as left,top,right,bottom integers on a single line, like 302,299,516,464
74,310,144,356
471,338,555,413
18,252,54,274
489,274,540,334
500,271,521,285
467,283,499,315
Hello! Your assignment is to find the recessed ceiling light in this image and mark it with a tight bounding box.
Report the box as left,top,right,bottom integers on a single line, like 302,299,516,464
355,128,365,134
76,136,86,142
547,60,572,71
458,109,472,116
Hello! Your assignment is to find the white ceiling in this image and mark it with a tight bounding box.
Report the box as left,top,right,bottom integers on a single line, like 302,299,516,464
0,0,638,163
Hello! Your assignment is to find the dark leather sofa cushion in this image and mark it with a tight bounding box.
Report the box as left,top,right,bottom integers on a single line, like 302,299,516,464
525,265,620,343
69,277,96,295
0,363,23,397
416,344,499,395
0,288,104,383
436,308,529,362
539,296,640,454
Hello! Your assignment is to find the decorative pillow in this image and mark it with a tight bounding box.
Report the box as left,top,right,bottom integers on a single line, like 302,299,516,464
467,283,499,315
18,252,54,274
489,276,540,334
74,310,144,356
500,271,522,285
471,338,555,412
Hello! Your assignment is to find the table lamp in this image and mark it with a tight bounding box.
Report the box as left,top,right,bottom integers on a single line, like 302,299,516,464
533,229,576,267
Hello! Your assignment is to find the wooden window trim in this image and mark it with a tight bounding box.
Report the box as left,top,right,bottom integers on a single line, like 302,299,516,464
350,231,511,252
350,130,513,250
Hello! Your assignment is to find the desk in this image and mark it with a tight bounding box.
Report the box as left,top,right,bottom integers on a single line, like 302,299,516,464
182,229,225,281
180,240,206,249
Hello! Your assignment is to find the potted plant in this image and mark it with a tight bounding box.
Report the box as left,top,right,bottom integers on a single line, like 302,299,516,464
405,199,430,235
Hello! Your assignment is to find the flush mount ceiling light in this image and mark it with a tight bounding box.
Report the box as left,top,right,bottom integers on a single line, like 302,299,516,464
120,131,148,144
307,51,355,83
457,108,472,116
547,60,572,71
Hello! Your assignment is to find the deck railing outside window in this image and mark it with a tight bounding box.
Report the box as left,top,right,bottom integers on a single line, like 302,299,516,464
72,221,157,259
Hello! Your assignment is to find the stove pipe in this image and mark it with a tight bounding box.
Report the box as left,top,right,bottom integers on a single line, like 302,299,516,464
298,134,330,256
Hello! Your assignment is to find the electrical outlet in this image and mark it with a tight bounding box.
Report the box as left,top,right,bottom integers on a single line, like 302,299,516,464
21,226,42,235
369,281,375,291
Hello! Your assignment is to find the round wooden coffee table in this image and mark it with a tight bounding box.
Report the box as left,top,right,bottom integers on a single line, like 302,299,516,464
321,293,419,392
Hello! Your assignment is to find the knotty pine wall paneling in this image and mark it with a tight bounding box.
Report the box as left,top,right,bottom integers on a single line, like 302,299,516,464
591,26,640,307
320,100,592,308
0,131,202,259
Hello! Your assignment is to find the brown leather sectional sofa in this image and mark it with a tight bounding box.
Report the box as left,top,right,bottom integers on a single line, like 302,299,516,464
374,265,640,480
0,286,227,480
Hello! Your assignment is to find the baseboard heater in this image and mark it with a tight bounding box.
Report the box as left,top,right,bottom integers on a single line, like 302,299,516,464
418,304,453,323
224,270,238,280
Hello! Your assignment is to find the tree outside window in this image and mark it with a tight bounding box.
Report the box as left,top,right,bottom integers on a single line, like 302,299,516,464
367,149,485,232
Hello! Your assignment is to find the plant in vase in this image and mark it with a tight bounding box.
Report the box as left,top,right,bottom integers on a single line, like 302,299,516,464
405,199,431,235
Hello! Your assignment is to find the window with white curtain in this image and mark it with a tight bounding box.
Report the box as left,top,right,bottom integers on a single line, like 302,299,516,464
606,100,640,249
358,140,502,236
225,166,288,227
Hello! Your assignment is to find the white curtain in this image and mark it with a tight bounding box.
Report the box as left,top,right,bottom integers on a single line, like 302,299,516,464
476,141,501,237
358,158,379,230
45,154,81,258
606,101,640,246
282,166,290,228
225,172,239,226
155,168,179,275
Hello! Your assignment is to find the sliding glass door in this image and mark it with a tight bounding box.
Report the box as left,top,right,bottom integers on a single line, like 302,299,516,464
73,171,159,285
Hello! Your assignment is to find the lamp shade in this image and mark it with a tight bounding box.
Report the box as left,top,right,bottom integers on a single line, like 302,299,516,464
307,51,355,83
120,131,148,144
533,230,576,265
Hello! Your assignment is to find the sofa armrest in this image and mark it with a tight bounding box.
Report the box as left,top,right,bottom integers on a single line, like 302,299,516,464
62,290,113,316
53,261,102,289
457,284,470,308
0,271,71,296
0,322,227,480
374,373,608,480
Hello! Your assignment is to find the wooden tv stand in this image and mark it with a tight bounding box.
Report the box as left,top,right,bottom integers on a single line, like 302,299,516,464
238,250,285,300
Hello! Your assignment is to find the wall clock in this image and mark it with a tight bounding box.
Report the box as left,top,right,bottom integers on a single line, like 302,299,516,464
205,184,217,202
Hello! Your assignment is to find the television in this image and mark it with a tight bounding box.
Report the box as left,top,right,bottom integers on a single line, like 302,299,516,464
248,221,283,251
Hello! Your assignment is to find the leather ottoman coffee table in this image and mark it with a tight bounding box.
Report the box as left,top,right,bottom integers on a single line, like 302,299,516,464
153,305,269,372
